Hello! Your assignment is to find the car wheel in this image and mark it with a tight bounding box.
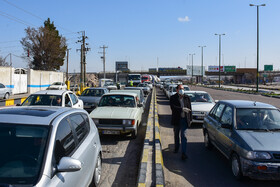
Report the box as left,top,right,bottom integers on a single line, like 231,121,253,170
91,153,102,187
204,131,212,150
4,93,9,99
231,153,243,180
131,123,138,139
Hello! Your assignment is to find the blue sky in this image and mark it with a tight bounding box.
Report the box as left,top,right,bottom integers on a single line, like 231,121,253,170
0,0,280,73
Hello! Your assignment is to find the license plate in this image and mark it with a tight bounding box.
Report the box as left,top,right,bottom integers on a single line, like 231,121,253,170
102,130,120,135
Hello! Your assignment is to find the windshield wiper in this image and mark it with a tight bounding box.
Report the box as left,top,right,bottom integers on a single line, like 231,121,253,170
268,128,280,132
238,128,270,131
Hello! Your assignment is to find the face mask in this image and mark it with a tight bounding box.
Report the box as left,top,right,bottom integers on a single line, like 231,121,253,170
179,89,184,95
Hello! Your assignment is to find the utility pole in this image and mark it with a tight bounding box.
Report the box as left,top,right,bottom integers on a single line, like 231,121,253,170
66,48,71,90
99,45,108,79
198,46,206,83
77,31,90,89
215,33,225,88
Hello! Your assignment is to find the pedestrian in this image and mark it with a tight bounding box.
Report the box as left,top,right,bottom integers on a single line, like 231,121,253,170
170,84,192,160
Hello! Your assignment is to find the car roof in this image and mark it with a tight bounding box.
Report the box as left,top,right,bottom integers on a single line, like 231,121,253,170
103,92,138,97
184,91,208,94
31,90,71,95
219,100,277,109
0,106,80,125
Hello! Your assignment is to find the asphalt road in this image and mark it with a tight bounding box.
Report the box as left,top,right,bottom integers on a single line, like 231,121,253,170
98,93,151,187
157,86,280,187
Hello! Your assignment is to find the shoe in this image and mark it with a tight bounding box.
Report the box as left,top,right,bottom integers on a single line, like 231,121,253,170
173,149,178,153
181,154,188,160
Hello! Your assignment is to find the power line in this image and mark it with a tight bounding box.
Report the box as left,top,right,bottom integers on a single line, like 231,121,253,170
0,10,36,27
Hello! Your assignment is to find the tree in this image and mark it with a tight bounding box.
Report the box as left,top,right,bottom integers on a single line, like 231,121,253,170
0,56,9,67
21,18,67,71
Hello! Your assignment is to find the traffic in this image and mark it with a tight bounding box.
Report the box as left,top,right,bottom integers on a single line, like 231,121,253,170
1,74,280,186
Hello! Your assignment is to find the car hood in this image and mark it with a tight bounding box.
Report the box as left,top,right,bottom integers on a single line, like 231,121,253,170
191,102,215,112
90,106,138,119
79,96,100,104
237,131,280,151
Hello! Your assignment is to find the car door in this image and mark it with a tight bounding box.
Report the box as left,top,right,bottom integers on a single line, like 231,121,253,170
207,103,226,148
215,105,234,157
0,83,5,98
69,92,83,108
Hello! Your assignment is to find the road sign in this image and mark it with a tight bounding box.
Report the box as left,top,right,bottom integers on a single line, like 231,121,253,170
224,66,236,72
264,65,273,71
208,66,224,72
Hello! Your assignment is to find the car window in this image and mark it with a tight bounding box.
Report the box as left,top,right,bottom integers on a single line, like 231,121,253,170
220,106,233,126
0,84,4,88
69,93,78,105
54,118,75,164
213,103,225,121
69,114,89,144
65,94,72,107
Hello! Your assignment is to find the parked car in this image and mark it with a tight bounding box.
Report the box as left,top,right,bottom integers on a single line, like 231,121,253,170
203,100,280,180
21,90,83,109
79,87,109,113
0,106,102,186
47,82,67,90
184,91,215,126
0,83,12,99
90,92,143,138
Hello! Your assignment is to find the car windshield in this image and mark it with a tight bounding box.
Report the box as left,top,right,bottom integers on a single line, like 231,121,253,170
236,108,280,131
81,89,104,97
0,123,49,185
22,95,63,106
52,82,61,85
99,95,135,107
185,93,213,103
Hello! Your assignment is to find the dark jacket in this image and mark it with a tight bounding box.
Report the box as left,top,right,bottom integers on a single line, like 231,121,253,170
170,93,192,126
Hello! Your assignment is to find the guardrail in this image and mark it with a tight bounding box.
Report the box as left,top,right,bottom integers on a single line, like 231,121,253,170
138,88,164,187
0,97,26,107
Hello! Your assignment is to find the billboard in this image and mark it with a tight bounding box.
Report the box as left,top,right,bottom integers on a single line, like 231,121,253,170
186,66,205,76
158,67,185,73
264,65,273,71
208,66,224,72
149,68,157,72
115,61,129,71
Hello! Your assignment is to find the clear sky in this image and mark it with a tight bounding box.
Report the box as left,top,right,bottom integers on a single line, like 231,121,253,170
0,0,280,73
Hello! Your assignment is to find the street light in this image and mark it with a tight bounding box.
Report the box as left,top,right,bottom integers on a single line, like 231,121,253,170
250,3,266,92
215,33,225,88
198,46,206,83
189,53,195,83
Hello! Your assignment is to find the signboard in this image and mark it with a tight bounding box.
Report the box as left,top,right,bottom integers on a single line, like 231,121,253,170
158,67,185,73
224,66,236,72
115,61,129,71
208,66,224,72
186,66,205,76
264,65,273,71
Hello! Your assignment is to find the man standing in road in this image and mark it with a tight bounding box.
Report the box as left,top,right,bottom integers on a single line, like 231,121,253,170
170,84,192,160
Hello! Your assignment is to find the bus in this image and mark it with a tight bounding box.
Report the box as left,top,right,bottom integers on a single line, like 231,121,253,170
141,74,151,83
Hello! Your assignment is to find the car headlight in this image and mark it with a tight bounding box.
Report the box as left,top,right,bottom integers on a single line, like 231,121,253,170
123,119,135,125
246,151,272,160
92,119,99,125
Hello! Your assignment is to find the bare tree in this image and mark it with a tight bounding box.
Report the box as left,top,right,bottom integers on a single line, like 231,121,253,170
0,56,9,67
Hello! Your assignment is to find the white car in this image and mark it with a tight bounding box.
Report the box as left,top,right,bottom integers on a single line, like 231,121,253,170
167,84,190,99
90,92,143,138
184,91,215,126
47,82,67,90
21,90,83,109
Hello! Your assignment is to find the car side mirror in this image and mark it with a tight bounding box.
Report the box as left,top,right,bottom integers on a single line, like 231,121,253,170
221,123,232,129
215,100,219,103
57,157,82,172
137,103,143,107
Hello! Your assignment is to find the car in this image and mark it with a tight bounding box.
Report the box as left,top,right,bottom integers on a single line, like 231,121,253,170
104,81,117,91
203,100,280,180
47,82,67,90
143,81,153,90
0,83,12,99
137,83,151,96
90,92,143,138
0,106,102,186
184,91,215,126
79,87,109,113
21,90,83,109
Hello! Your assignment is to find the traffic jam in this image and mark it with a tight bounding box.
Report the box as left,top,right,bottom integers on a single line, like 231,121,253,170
1,73,280,187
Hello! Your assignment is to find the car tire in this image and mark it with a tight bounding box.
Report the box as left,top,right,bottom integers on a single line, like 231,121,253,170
204,131,212,150
231,153,243,180
91,153,102,187
4,93,9,99
131,123,138,139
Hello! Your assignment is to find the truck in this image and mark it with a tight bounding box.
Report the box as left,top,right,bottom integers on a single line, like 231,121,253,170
141,74,151,83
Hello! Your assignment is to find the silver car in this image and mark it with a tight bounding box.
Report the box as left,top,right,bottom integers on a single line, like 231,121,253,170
0,106,102,186
0,83,12,99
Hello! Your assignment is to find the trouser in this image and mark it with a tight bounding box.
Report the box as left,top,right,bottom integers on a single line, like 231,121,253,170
173,118,188,155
